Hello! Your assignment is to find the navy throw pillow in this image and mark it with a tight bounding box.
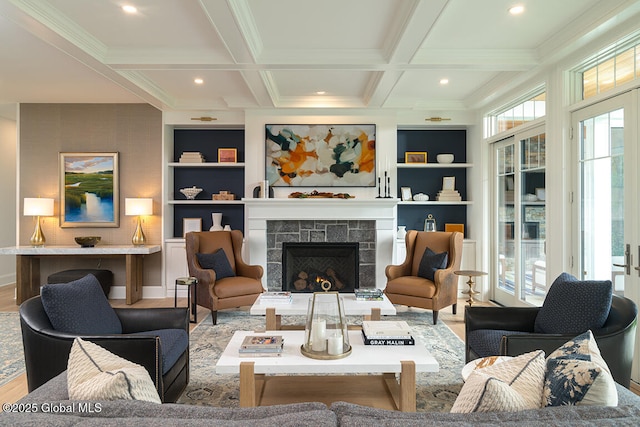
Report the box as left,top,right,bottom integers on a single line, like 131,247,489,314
196,249,235,280
41,274,122,334
534,273,612,334
417,247,448,281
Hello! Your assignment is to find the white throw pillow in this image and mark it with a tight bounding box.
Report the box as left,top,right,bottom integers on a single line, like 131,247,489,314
544,330,617,407
451,350,545,413
67,338,161,404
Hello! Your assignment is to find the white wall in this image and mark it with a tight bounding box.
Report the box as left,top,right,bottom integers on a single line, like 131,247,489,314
0,115,17,286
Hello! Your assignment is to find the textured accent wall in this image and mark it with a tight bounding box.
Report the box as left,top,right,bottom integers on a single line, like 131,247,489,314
19,104,163,287
266,220,376,290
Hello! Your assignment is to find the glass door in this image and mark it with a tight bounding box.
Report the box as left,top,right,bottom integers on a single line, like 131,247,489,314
572,94,632,295
493,126,546,306
572,91,639,383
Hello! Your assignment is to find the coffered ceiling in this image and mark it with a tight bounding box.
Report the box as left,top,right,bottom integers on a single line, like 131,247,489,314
0,0,639,118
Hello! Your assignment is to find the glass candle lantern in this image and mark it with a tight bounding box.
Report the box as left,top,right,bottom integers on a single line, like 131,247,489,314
301,280,351,360
424,213,437,232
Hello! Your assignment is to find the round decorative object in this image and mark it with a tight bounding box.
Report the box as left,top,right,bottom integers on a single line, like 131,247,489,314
524,194,538,202
436,154,454,164
413,193,429,201
180,186,203,200
74,236,101,247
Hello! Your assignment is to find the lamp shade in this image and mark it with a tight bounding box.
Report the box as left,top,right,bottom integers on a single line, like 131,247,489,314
24,198,54,216
125,198,153,216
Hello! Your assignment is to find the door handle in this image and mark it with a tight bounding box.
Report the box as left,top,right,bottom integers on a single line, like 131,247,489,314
613,244,631,275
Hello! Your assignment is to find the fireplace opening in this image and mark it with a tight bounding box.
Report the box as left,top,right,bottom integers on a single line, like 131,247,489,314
282,242,359,293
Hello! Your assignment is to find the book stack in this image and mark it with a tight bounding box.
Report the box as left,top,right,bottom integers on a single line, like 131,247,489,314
354,288,383,301
436,189,462,201
361,320,415,345
179,151,205,163
259,291,292,304
238,335,284,357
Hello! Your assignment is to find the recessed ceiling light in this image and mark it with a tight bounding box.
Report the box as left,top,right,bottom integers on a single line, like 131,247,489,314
194,78,204,85
122,5,137,14
316,91,326,95
509,5,524,15
439,78,449,85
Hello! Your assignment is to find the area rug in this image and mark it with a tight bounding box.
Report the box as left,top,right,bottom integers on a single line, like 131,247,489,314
0,312,25,387
177,308,464,412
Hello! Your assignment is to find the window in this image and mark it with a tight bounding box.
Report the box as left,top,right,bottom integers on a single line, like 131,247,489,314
581,41,640,100
485,91,546,138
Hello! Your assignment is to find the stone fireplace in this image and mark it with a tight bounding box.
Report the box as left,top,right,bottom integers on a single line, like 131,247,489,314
244,199,398,291
282,242,359,292
268,220,373,289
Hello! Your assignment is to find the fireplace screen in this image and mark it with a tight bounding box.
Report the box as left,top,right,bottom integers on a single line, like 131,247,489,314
282,242,359,292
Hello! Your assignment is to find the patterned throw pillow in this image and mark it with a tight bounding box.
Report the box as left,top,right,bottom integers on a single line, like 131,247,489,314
451,350,545,413
534,273,612,334
544,330,617,407
196,249,235,279
417,247,448,281
67,338,161,404
41,274,122,334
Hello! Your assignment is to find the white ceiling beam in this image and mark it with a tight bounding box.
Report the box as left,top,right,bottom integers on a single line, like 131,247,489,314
199,0,259,64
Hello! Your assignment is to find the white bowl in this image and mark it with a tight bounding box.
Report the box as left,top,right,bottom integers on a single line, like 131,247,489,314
436,154,454,164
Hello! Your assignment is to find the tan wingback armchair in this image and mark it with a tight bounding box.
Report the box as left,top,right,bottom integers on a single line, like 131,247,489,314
384,230,463,324
186,230,264,324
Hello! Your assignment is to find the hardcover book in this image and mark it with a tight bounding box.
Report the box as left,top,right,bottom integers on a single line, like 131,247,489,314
361,330,415,345
240,335,284,350
362,320,412,339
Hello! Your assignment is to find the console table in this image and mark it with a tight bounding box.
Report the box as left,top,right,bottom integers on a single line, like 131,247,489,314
0,245,161,305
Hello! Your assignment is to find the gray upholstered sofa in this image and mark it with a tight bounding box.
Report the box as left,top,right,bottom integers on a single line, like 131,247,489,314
3,371,640,425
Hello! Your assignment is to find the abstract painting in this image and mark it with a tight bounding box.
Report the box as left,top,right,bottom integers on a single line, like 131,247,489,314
266,124,376,187
59,152,119,227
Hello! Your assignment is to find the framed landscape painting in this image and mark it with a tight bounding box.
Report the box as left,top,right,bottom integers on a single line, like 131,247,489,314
60,152,119,228
265,124,376,187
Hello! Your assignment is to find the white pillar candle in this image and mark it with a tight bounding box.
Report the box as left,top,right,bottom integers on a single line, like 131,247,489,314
260,180,269,198
311,319,327,352
327,332,343,355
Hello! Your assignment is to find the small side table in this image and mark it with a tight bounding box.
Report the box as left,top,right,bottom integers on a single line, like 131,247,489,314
175,277,198,323
454,270,487,306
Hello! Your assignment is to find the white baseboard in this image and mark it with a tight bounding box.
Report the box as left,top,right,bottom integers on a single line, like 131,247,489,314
0,273,16,287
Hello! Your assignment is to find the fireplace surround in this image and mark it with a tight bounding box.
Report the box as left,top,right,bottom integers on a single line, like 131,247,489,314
244,198,398,291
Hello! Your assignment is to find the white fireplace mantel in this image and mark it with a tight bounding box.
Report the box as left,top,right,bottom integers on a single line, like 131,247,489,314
243,198,399,289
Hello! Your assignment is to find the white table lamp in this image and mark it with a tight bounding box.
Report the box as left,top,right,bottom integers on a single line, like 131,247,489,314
24,197,54,247
125,198,153,246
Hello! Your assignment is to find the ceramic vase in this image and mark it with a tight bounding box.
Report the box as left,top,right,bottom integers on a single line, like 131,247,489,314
210,212,224,231
397,225,407,240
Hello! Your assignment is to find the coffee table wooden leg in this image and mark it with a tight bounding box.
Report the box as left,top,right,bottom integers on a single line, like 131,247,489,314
239,362,256,407
399,360,416,412
266,307,282,330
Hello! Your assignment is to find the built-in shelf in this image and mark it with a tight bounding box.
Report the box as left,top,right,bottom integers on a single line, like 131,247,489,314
168,162,245,168
396,163,472,169
169,200,244,205
168,200,244,205
398,201,473,205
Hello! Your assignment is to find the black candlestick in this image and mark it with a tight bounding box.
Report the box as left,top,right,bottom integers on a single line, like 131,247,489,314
386,175,391,198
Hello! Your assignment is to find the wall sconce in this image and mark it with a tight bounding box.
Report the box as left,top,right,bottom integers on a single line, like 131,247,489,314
125,198,153,246
24,197,54,247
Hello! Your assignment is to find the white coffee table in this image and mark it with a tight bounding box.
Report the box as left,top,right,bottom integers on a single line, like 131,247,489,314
250,293,397,330
215,329,438,411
